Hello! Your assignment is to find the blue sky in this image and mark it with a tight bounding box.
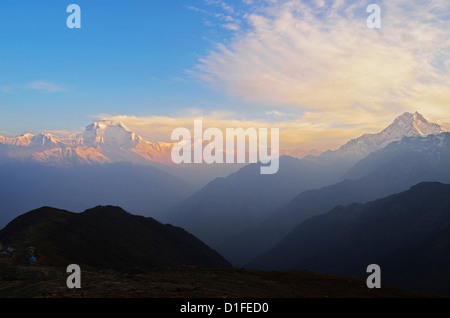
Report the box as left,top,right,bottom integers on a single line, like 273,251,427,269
0,0,258,134
1,0,449,151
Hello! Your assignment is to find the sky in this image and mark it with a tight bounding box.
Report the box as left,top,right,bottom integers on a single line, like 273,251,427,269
1,0,450,152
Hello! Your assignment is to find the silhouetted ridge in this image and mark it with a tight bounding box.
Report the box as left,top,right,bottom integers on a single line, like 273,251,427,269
0,206,231,271
247,182,450,296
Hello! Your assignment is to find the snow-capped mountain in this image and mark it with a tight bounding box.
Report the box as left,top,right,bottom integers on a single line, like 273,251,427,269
343,131,450,180
30,146,111,166
0,112,447,168
320,111,445,161
0,133,61,147
0,121,175,166
82,121,141,148
79,121,174,164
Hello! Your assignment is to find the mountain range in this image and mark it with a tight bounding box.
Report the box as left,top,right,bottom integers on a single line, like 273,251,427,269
0,121,174,166
162,112,450,263
0,121,245,188
0,112,445,167
220,131,450,265
247,182,450,296
1,111,450,296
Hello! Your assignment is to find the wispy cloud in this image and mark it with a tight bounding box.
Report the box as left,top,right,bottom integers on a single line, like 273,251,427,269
188,0,242,32
0,130,13,137
0,86,13,93
194,0,450,127
42,129,77,136
186,5,208,14
265,110,295,119
29,81,66,93
222,23,240,31
205,0,235,14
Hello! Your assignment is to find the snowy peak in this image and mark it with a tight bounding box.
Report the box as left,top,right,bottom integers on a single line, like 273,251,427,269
0,133,35,146
30,133,61,147
82,121,142,148
323,112,446,161
383,112,444,138
0,132,61,147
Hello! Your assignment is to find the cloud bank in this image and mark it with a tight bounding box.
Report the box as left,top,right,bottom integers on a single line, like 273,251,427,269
29,81,66,93
195,0,450,126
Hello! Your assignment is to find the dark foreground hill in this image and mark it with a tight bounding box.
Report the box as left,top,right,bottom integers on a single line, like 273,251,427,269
247,182,450,296
0,206,230,270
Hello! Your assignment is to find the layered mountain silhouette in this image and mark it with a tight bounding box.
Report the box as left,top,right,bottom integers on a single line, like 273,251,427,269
1,111,449,297
1,111,449,272
247,182,450,296
0,205,231,270
162,112,449,261
220,131,450,265
160,155,339,247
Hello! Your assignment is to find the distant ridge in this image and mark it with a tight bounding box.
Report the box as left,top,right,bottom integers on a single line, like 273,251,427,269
221,131,450,265
247,182,450,296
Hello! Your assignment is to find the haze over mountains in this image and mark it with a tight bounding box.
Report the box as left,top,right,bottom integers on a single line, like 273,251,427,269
221,130,450,265
1,111,450,296
1,112,447,232
247,182,450,296
162,112,450,264
0,122,196,225
0,121,238,227
0,162,194,228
